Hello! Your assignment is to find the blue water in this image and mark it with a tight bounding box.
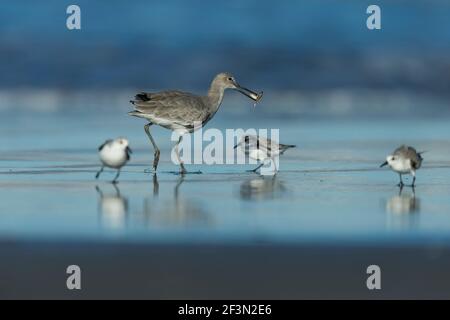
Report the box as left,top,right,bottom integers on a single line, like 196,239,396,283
1,98,449,245
1,0,450,245
1,0,450,93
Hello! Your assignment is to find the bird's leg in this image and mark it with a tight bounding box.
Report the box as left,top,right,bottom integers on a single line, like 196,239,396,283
411,171,416,188
248,162,264,173
398,184,404,195
144,123,160,171
112,183,120,197
397,174,404,188
153,174,159,197
112,169,121,184
95,185,104,198
175,135,187,175
175,175,185,200
95,166,104,179
273,158,278,172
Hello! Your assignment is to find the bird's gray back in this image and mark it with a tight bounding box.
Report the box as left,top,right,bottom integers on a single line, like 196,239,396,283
244,135,281,155
243,136,295,157
130,90,210,130
394,145,423,168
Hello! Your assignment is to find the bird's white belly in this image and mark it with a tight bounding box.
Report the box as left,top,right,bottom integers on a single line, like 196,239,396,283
249,149,269,161
100,148,126,168
173,127,190,135
390,160,411,174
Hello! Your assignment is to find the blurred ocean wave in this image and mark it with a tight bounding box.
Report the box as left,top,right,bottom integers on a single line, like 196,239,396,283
0,89,448,118
1,0,450,98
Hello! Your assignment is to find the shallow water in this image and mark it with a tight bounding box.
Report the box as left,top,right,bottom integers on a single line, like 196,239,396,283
1,108,450,245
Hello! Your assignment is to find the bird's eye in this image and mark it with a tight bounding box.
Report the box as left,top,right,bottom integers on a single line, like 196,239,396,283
228,77,233,81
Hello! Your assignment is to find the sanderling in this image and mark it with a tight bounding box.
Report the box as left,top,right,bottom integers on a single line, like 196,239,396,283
95,138,132,183
380,145,424,187
234,134,295,172
129,72,263,174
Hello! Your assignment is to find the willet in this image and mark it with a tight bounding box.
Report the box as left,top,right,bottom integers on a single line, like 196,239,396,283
95,138,132,183
380,145,424,187
234,135,295,172
129,72,263,174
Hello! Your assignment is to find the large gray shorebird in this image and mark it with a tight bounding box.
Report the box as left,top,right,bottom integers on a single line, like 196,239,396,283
129,72,263,174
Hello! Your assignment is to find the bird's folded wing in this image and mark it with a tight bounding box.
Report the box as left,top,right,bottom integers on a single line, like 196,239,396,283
134,90,189,102
394,145,420,162
131,91,206,126
247,141,272,154
98,139,113,151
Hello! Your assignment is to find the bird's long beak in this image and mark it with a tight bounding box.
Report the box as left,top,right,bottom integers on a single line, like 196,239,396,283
380,161,388,168
234,82,263,104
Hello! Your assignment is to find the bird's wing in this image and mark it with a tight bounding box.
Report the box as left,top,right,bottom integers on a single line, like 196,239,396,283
133,90,189,102
98,139,113,151
395,146,419,159
246,137,272,154
394,145,422,168
393,145,409,157
130,91,206,126
256,136,282,154
126,146,132,161
406,147,422,169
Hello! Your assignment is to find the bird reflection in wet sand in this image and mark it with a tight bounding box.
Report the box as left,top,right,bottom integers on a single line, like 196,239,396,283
96,184,128,229
152,173,159,196
240,176,287,201
143,174,211,227
385,186,420,230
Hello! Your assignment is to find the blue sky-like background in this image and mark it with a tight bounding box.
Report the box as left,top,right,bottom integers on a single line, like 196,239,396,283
1,0,450,95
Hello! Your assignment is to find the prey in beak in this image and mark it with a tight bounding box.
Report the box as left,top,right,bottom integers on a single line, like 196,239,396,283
380,161,388,168
233,80,263,107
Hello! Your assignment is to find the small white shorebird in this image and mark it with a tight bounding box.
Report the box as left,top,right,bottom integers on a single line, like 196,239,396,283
95,138,132,183
234,135,295,172
380,145,424,187
129,72,262,174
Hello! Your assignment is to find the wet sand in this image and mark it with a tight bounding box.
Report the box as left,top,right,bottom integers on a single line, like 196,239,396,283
1,110,450,298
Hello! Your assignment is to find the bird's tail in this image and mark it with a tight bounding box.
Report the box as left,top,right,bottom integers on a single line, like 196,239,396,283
280,144,296,154
128,110,143,117
129,92,151,106
135,93,151,101
418,150,427,159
